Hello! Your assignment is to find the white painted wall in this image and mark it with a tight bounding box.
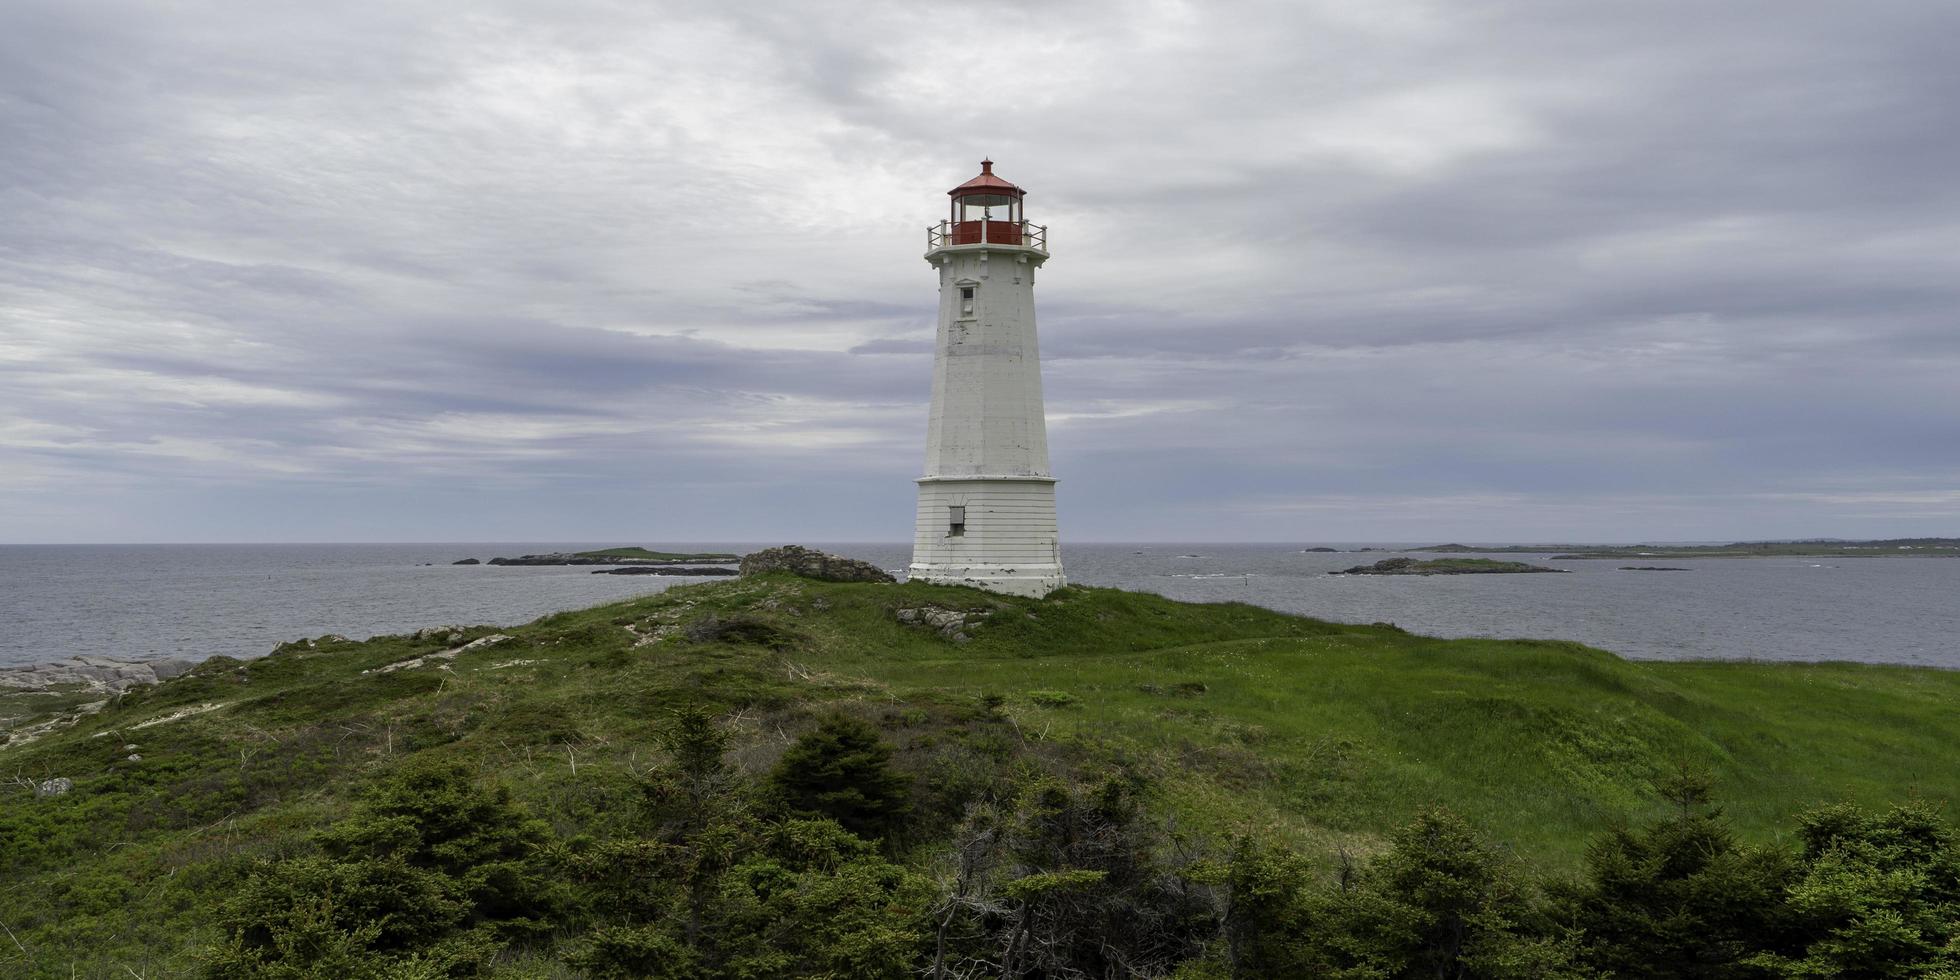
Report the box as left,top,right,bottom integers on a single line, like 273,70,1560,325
909,240,1066,597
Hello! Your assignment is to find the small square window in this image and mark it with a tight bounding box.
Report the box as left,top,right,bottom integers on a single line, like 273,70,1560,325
959,286,974,301
948,505,965,537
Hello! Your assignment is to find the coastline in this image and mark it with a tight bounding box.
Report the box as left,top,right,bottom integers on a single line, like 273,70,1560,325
5,542,1958,670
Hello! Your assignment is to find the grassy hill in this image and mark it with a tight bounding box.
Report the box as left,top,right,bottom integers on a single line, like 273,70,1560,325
3,576,1956,974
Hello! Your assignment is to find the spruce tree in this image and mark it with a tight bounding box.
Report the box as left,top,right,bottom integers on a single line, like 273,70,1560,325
768,715,911,841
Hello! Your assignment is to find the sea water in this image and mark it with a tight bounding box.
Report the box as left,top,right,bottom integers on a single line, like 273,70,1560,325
0,543,1955,669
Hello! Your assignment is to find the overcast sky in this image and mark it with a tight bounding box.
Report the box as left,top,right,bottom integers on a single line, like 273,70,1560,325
3,0,1956,545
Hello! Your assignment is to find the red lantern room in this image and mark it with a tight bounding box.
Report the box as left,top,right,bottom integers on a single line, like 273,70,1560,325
929,159,1047,252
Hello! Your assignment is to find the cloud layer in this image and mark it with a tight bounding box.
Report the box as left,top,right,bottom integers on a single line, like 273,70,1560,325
3,0,1956,543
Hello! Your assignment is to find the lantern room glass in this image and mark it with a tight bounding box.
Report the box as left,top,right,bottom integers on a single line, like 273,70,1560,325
952,193,1021,225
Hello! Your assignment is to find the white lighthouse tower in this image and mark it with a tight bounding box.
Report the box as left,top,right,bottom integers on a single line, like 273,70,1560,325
908,160,1065,598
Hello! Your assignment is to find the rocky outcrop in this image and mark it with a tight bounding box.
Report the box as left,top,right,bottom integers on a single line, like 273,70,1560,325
362,634,513,675
452,558,481,565
412,626,466,644
0,656,196,696
488,554,618,566
739,545,896,584
894,605,982,643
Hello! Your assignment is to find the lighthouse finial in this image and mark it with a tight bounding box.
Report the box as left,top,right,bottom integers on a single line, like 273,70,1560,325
980,158,993,174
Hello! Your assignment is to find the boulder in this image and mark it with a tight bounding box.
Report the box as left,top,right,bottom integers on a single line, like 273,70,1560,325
895,605,980,643
738,545,895,584
36,777,72,797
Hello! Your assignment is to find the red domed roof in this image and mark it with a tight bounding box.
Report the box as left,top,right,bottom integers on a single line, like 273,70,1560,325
948,159,1025,199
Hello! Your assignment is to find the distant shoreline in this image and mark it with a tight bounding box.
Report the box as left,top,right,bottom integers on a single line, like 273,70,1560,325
1413,537,1960,559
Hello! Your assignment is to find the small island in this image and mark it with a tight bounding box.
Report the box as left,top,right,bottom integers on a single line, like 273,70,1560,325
475,547,742,566
1332,557,1568,576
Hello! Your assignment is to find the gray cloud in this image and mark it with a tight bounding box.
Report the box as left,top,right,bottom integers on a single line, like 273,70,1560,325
2,0,1956,542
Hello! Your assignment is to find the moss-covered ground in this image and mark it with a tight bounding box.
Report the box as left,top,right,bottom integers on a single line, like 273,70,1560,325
1,575,1955,974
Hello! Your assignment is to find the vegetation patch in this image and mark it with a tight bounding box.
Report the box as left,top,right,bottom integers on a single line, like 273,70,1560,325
0,576,1955,976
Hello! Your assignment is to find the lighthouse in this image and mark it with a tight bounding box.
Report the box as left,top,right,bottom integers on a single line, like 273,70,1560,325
908,160,1065,598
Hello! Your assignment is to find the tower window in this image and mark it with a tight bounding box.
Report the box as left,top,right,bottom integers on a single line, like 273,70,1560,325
959,286,975,317
948,505,965,537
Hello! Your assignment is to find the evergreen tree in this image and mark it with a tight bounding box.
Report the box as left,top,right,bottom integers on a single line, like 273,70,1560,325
768,714,911,841
1565,769,1794,978
1306,809,1587,979
1753,800,1960,978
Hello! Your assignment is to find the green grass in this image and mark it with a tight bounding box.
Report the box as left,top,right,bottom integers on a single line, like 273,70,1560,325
2,575,1956,973
572,546,740,561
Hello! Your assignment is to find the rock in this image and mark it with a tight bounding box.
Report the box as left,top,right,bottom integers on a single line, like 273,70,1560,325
126,754,141,762
0,656,197,696
36,777,72,797
452,558,481,565
411,625,464,642
1302,547,1339,552
363,634,512,675
739,545,895,584
455,634,513,654
896,605,979,641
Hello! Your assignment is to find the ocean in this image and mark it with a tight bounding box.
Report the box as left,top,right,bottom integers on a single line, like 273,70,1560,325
1,543,1955,669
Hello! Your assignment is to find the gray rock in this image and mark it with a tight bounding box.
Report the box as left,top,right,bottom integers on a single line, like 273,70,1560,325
125,754,141,762
0,656,198,695
456,634,513,654
896,605,980,640
36,777,72,797
739,545,895,584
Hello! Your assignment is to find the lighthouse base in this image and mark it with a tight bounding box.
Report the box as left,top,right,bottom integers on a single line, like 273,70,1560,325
909,477,1065,599
907,562,1067,598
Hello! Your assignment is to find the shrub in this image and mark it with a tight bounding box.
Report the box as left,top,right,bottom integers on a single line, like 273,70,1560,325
1026,690,1081,708
207,758,555,975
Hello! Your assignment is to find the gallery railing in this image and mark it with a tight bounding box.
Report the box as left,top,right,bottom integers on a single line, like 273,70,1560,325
928,220,1048,251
